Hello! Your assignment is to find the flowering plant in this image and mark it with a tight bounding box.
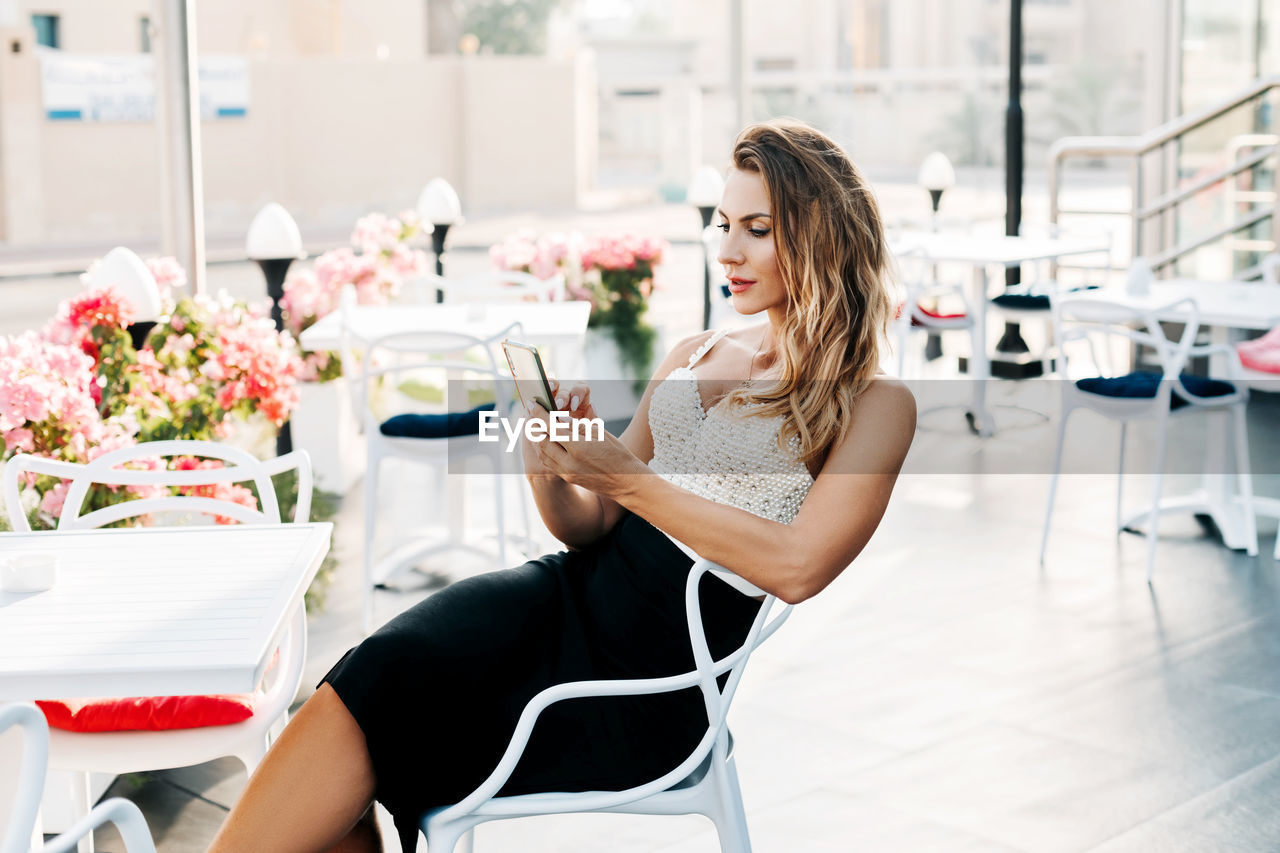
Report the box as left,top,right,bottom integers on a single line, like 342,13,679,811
491,230,668,384
0,257,303,530
281,212,430,382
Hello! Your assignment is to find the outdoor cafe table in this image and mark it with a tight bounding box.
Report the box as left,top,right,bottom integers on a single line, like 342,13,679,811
0,523,332,701
891,231,1112,436
298,301,592,377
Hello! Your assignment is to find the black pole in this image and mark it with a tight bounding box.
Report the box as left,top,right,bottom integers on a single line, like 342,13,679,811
698,205,715,329
924,191,944,360
431,224,451,303
998,0,1029,354
256,257,296,454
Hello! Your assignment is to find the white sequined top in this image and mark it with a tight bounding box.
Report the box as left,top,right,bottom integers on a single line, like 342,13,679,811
648,329,814,526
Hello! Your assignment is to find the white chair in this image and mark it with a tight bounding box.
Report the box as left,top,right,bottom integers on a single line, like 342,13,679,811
1,440,313,853
1,703,156,853
341,290,532,633
890,248,983,378
1040,295,1258,580
418,559,792,853
427,271,567,305
987,225,1114,376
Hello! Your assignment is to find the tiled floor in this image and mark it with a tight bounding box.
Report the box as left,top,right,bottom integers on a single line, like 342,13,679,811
77,383,1280,852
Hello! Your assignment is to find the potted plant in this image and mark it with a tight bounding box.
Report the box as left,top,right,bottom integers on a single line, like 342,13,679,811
281,211,430,492
490,230,668,407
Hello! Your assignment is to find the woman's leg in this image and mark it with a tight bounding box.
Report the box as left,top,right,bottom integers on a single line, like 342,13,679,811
209,684,379,853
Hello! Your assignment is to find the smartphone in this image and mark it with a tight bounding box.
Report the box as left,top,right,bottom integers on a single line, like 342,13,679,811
501,340,557,412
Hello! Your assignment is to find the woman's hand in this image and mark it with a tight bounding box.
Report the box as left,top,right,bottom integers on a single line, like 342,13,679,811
548,378,597,421
520,379,598,479
525,398,649,500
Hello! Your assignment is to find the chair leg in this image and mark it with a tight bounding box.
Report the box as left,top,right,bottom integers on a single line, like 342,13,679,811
1146,414,1170,582
71,771,94,853
1231,404,1259,557
492,468,508,571
425,822,470,853
1116,422,1128,534
363,454,381,636
1040,408,1072,565
711,756,752,853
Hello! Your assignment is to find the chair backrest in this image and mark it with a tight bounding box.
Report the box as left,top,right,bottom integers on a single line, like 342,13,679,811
344,325,522,438
431,559,792,823
892,247,972,325
0,703,47,853
2,441,313,532
431,271,566,304
0,703,158,853
1262,252,1280,285
1050,293,1200,381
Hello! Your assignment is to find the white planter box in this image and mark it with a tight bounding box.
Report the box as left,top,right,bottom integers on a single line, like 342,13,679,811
582,327,665,422
291,378,365,494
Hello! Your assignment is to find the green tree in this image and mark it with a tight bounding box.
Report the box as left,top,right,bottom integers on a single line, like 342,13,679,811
458,0,565,55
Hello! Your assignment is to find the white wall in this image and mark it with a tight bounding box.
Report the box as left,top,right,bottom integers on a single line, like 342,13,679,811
0,52,594,244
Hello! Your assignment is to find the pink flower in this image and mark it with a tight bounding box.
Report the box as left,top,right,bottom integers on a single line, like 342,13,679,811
144,256,187,300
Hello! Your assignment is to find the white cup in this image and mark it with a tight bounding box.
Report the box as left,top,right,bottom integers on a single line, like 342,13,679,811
0,552,58,593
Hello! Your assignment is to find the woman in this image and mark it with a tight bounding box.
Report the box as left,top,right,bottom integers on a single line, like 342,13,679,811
210,119,915,852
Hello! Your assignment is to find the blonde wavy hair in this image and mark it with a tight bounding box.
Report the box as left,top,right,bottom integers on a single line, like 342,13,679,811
724,119,895,466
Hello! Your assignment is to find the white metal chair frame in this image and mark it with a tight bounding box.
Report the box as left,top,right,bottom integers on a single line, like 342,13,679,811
342,292,532,633
419,559,793,853
988,225,1114,376
1,703,156,853
890,248,983,378
1040,295,1259,580
1,440,313,853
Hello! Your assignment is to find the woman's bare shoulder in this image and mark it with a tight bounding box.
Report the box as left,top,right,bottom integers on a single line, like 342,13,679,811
818,376,916,476
651,329,720,380
860,375,917,419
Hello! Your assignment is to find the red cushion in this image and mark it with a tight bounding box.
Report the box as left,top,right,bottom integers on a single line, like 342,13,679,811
914,304,966,320
37,694,255,732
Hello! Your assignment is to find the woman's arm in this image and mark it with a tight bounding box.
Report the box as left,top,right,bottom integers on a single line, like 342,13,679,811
523,330,718,549
536,377,916,603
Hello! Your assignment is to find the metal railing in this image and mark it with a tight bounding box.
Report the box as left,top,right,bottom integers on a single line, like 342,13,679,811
1048,75,1280,279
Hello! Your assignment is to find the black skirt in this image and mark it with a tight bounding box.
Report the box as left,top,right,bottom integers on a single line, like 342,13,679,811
321,512,761,848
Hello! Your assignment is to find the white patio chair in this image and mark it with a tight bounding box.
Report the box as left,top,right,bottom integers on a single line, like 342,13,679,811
1,440,312,853
1040,295,1258,580
425,271,567,305
890,247,983,378
1,703,156,853
417,558,792,853
987,225,1113,376
340,289,532,633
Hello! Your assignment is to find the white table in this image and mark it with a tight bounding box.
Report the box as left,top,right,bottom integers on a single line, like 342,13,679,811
892,231,1112,435
299,301,591,376
0,523,332,700
1085,278,1280,331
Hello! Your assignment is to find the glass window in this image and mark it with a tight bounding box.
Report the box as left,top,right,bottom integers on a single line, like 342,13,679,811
30,13,59,49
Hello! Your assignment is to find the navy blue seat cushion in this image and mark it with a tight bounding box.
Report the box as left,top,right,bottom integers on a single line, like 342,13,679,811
1075,371,1236,410
991,284,1099,311
379,404,496,438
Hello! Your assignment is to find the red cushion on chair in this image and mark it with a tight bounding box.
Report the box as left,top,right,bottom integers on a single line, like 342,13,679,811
36,694,256,732
911,303,967,326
